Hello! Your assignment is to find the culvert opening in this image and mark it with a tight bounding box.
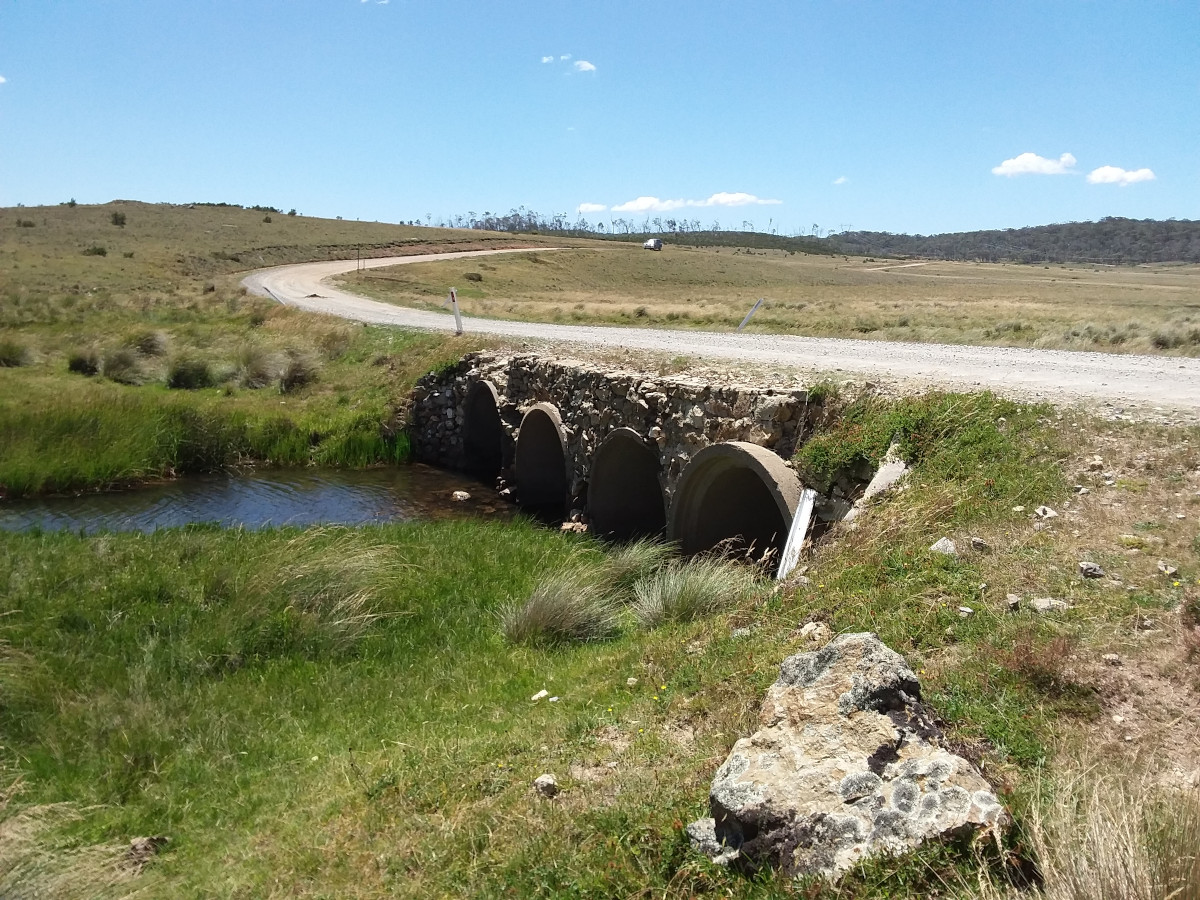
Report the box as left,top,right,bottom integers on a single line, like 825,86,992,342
514,403,568,519
589,428,666,541
462,380,505,478
668,441,803,564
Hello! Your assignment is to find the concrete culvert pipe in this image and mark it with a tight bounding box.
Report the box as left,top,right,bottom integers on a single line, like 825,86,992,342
461,380,505,478
668,441,803,562
514,403,569,517
589,427,667,541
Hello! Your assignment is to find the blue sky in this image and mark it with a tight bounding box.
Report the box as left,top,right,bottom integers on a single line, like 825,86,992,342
1,1,1197,235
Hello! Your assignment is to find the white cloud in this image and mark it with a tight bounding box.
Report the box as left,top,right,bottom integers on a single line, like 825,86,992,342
541,55,554,63
577,202,607,213
1087,165,1155,186
612,196,684,213
573,60,596,72
0,75,6,84
991,152,1077,177
833,176,848,185
560,54,571,61
610,192,781,213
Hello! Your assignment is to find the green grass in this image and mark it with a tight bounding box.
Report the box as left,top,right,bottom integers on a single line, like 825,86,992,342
0,521,785,897
0,324,470,496
0,200,555,496
1,393,1197,896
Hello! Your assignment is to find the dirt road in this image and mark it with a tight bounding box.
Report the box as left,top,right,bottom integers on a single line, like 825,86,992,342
242,251,1200,418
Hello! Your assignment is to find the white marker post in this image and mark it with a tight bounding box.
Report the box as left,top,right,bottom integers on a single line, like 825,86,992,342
443,288,464,335
777,488,817,580
737,297,766,332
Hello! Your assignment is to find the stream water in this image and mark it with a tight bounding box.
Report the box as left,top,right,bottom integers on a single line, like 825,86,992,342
0,465,512,534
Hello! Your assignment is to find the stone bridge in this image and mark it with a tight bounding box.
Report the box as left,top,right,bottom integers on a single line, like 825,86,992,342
409,353,829,561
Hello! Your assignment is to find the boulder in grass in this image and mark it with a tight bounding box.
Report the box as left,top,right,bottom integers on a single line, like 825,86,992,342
688,633,1005,881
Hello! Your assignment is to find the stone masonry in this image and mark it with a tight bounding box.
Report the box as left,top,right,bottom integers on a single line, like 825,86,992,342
409,353,821,510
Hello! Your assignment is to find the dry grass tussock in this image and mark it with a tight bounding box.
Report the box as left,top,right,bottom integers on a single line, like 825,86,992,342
632,555,761,627
252,529,409,652
502,543,766,644
975,766,1200,900
499,566,621,645
0,773,149,899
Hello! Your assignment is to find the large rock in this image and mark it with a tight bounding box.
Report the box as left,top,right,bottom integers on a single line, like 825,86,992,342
688,633,1005,880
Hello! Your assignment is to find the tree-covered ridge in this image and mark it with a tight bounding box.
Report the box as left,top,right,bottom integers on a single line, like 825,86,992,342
832,217,1200,265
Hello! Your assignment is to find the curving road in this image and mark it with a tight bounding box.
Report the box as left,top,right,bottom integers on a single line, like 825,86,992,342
242,250,1200,418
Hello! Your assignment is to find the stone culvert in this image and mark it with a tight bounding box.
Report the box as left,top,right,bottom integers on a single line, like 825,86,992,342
409,353,824,560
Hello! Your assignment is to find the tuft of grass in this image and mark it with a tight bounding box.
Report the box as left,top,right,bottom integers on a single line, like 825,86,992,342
166,355,215,390
66,347,101,376
0,337,32,367
601,538,675,593
279,349,319,393
979,770,1200,900
236,344,278,388
632,556,761,627
500,566,620,645
101,348,144,385
127,329,169,357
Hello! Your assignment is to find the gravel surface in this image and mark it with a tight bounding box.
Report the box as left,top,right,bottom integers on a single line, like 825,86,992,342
242,251,1200,422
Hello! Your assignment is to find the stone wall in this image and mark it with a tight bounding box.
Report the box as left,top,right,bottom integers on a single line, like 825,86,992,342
409,352,821,511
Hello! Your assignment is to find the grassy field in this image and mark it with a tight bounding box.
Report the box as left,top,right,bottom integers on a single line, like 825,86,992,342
2,391,1197,897
0,201,555,495
3,200,1199,896
338,244,1200,355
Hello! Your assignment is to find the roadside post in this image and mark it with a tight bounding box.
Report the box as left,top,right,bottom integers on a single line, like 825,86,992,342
443,288,464,335
777,488,817,580
737,297,766,332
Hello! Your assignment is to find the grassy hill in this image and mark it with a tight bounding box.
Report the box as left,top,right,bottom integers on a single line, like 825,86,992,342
832,217,1200,265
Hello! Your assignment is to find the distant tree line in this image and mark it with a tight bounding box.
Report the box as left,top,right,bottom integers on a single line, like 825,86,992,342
833,217,1200,265
417,206,832,254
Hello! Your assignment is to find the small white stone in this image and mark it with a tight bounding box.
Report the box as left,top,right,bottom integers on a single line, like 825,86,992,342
626,677,638,687
532,773,559,798
1031,597,1070,613
1102,653,1122,666
451,490,471,502
1035,506,1058,519
531,689,549,701
930,537,957,557
957,606,974,618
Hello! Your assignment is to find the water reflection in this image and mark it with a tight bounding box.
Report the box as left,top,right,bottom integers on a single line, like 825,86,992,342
0,465,513,534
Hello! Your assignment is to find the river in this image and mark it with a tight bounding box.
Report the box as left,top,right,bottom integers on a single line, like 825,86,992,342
0,465,511,534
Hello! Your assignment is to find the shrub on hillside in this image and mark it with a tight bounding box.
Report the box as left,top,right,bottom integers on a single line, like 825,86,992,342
81,245,107,257
167,356,215,390
110,211,126,227
66,347,101,376
0,338,33,367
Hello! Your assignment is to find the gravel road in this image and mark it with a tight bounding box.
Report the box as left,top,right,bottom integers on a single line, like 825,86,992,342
242,251,1200,419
